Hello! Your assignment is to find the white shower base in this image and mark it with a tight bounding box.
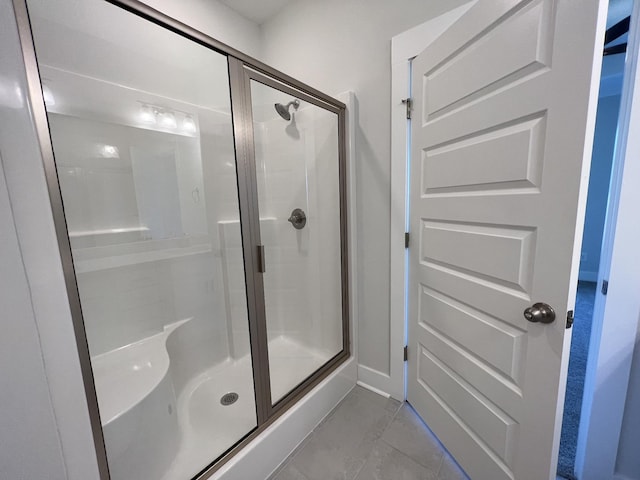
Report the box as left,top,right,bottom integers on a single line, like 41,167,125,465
269,336,336,403
162,336,333,480
92,318,335,480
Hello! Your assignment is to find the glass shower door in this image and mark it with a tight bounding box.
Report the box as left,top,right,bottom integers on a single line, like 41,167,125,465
24,0,350,472
248,78,345,404
25,0,258,478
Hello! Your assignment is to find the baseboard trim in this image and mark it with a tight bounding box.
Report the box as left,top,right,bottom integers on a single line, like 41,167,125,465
356,380,390,398
357,364,394,397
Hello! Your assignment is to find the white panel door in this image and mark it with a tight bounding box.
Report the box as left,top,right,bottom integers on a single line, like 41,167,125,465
407,1,605,479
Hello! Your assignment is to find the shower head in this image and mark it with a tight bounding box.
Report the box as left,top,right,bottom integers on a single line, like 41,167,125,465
274,99,300,121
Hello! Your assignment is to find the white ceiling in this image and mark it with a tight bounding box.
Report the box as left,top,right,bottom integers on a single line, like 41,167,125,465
219,0,294,24
222,0,632,28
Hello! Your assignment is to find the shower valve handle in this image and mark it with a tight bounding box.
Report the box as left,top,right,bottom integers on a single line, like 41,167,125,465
287,208,307,230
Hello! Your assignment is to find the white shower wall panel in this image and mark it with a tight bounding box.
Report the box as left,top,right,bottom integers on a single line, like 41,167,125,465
200,122,243,222
218,220,252,359
74,248,229,359
76,262,174,355
253,104,342,357
49,114,142,239
310,113,342,355
46,112,235,360
255,115,310,346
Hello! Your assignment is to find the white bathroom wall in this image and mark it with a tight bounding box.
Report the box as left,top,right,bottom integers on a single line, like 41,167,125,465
140,0,262,58
0,1,101,477
260,0,471,383
0,145,67,480
252,99,342,357
616,322,640,479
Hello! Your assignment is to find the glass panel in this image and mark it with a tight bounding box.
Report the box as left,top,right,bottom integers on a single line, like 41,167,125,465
26,1,256,478
250,80,344,404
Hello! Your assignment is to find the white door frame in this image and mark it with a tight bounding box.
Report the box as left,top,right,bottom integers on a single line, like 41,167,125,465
390,1,640,477
384,2,476,402
576,1,640,478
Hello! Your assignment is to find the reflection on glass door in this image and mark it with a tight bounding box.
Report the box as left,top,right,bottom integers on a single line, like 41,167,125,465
27,0,257,478
249,79,344,404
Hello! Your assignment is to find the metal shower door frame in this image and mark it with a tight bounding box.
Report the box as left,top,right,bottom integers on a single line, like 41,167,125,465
229,61,351,423
11,0,351,478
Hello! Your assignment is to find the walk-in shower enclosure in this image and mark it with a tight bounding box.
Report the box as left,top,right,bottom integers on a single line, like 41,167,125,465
16,0,349,478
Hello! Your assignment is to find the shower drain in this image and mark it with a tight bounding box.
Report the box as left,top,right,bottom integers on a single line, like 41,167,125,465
220,392,239,406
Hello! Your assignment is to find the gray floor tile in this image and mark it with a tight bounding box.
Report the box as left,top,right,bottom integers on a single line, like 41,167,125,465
314,388,397,457
271,462,312,480
349,385,403,414
289,387,398,480
354,441,438,480
381,404,444,471
289,433,367,480
437,453,469,480
269,388,467,480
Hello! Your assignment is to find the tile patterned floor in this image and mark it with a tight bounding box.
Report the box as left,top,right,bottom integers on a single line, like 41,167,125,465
268,386,469,480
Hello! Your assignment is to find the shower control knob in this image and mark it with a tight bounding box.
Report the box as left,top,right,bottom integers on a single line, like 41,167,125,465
287,208,307,230
523,303,556,324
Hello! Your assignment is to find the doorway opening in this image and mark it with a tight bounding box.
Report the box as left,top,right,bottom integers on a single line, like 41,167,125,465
556,1,631,478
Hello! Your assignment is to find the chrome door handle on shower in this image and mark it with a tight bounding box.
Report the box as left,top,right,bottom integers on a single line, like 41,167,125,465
288,208,307,230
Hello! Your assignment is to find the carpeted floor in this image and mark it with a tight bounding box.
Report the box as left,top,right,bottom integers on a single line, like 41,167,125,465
557,281,597,480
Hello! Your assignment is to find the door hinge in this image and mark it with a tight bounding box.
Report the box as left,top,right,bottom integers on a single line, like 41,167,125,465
566,310,574,329
403,345,408,361
405,232,410,248
601,280,609,295
402,98,413,120
257,245,266,273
